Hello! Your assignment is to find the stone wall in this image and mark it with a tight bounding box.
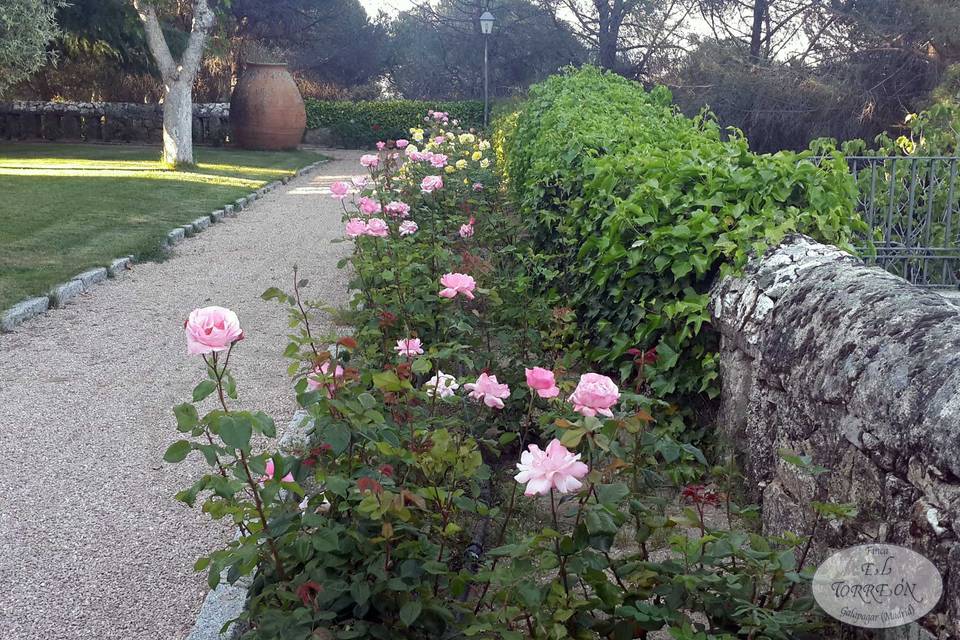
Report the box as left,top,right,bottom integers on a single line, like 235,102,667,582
0,101,230,145
710,235,959,637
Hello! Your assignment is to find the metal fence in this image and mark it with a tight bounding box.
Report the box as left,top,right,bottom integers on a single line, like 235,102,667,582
843,155,960,287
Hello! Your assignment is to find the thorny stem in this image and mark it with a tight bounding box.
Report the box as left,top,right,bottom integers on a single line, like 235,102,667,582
238,448,288,582
473,478,520,614
292,267,320,359
550,488,571,601
774,514,821,611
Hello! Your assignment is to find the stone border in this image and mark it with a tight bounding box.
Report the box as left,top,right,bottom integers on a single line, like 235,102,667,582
0,159,328,333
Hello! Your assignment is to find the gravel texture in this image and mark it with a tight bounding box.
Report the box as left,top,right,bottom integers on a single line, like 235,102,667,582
0,150,360,639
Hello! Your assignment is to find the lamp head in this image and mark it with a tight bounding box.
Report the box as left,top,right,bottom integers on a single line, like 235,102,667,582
479,11,495,35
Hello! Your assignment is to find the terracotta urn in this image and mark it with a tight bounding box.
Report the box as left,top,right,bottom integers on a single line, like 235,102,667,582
230,62,306,150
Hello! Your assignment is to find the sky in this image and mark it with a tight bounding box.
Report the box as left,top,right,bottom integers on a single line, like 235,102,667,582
358,0,416,16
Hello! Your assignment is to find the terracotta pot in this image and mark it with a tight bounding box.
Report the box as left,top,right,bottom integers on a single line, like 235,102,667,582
230,62,306,150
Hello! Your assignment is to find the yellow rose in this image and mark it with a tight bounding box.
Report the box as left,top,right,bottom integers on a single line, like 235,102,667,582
445,132,455,140
472,151,483,161
478,140,491,150
456,159,468,169
480,158,490,168
458,133,475,145
412,130,424,142
445,165,455,174
406,144,419,154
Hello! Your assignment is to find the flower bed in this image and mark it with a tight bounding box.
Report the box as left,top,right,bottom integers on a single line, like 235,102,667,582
165,102,856,639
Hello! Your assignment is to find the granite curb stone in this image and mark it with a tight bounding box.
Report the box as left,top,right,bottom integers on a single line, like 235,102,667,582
210,210,225,223
191,217,211,233
49,280,85,308
108,257,133,277
1,297,49,332
167,227,186,245
75,268,108,288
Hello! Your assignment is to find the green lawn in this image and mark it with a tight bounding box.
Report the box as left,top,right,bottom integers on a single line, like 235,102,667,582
0,143,324,309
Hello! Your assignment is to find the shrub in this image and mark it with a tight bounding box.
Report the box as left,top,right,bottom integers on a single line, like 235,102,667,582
499,66,865,407
165,106,855,640
305,99,484,147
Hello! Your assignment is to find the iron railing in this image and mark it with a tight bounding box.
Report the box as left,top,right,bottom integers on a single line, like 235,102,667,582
842,155,960,288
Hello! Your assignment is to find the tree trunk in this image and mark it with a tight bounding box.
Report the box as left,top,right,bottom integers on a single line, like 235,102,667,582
163,80,194,165
749,0,768,60
132,0,214,167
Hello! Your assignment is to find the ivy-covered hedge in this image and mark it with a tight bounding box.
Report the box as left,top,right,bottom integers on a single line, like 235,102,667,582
304,99,484,147
500,66,865,407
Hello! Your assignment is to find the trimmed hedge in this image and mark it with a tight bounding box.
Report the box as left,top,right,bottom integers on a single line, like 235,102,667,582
304,99,484,147
500,66,864,408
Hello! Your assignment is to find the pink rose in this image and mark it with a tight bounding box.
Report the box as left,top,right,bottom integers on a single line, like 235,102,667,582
264,458,294,483
429,153,448,168
376,141,386,150
421,175,444,193
399,220,418,236
464,372,511,409
358,197,381,216
394,338,424,357
185,306,243,355
395,139,409,149
360,154,379,168
330,181,350,200
424,370,459,398
472,182,484,191
514,439,589,496
307,361,344,398
438,272,476,299
567,373,620,418
351,175,368,188
459,223,474,238
525,367,560,399
345,218,367,238
385,201,410,218
407,150,425,162
433,136,445,144
364,218,389,237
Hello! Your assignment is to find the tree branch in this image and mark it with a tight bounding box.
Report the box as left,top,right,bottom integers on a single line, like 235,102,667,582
132,0,176,78
180,0,215,79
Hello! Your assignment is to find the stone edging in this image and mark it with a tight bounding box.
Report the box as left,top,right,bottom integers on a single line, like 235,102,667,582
0,159,328,333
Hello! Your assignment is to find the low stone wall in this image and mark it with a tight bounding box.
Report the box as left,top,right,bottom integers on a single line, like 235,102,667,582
0,101,229,145
710,235,959,637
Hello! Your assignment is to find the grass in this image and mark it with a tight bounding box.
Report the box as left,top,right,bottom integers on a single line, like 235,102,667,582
0,143,325,310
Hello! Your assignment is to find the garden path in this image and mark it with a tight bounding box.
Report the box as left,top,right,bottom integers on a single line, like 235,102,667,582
0,150,361,639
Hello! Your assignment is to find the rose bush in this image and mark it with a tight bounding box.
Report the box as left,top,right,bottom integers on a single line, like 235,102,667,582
164,103,856,639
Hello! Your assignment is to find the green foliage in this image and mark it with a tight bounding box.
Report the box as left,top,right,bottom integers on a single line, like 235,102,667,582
0,0,64,97
499,66,865,405
304,99,484,147
165,107,853,640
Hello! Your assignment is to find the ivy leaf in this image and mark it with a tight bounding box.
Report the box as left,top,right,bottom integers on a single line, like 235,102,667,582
399,600,422,627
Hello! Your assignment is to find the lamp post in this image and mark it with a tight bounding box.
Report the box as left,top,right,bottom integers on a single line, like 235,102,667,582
479,11,494,127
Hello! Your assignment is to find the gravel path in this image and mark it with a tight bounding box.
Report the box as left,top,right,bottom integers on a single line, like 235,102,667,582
0,150,360,639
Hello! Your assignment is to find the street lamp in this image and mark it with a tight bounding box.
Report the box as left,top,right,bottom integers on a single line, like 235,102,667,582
479,11,495,127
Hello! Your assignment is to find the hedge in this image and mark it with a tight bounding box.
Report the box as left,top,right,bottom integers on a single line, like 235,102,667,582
304,99,484,147
499,66,865,409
